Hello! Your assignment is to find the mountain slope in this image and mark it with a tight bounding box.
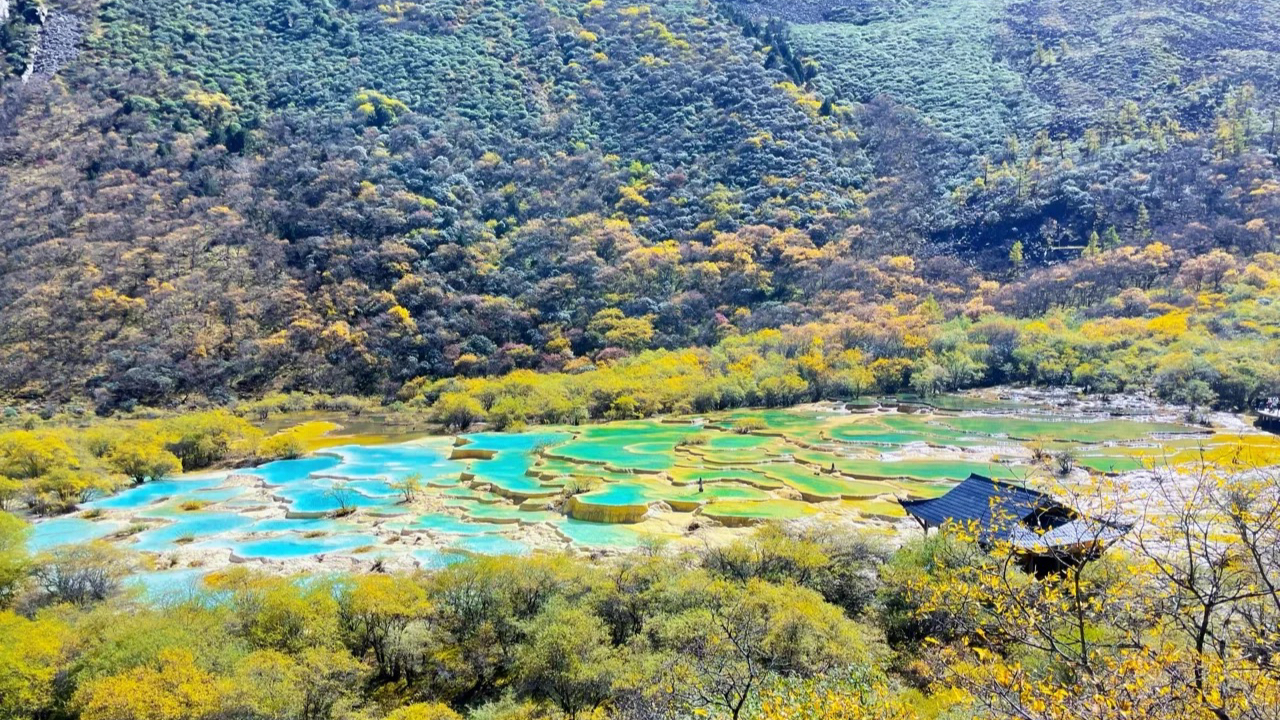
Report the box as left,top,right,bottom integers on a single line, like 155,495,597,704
0,0,869,404
0,0,1278,409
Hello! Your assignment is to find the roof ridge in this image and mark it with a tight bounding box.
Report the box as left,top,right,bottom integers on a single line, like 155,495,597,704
969,473,1045,496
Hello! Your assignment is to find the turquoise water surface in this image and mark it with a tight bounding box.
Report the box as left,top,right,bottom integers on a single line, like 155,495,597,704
29,517,126,551
84,475,227,510
130,512,256,552
31,402,1235,566
221,533,382,560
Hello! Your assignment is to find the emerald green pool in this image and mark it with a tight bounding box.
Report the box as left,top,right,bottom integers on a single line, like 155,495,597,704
936,416,1207,443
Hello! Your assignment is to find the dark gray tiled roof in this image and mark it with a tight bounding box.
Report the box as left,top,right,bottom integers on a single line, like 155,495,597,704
1006,519,1130,549
899,474,1128,550
898,473,1054,529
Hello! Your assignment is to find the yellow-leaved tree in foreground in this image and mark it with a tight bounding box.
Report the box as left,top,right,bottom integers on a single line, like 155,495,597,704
762,460,1280,720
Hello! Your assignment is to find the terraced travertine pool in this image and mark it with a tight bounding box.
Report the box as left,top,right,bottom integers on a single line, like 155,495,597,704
30,394,1280,584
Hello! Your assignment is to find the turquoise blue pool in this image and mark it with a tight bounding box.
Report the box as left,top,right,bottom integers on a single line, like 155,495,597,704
84,475,226,510
412,549,468,569
460,431,572,496
248,517,345,533
271,482,399,514
222,533,382,560
28,517,126,551
452,535,530,556
130,513,255,552
247,455,343,484
404,514,502,535
125,567,213,601
558,519,651,548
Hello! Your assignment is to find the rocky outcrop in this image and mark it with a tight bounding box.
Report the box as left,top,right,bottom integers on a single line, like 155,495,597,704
22,10,82,83
4,1,81,88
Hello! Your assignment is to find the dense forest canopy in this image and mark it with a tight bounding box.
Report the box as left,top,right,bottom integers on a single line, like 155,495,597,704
0,0,1278,411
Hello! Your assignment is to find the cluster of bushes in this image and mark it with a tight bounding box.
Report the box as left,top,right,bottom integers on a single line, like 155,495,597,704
0,411,298,515
0,521,895,720
236,393,383,421
0,0,43,79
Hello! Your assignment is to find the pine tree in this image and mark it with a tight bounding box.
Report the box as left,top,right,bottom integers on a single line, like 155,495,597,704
1083,231,1101,258
1084,128,1102,155
1136,204,1152,240
1009,240,1025,270
1104,226,1122,249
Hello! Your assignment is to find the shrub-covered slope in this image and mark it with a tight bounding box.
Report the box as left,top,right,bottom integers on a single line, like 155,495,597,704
746,0,1280,152
0,0,1278,409
0,0,867,404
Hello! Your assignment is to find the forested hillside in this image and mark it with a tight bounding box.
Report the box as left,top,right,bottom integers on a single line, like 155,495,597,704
0,0,1278,410
773,0,1280,253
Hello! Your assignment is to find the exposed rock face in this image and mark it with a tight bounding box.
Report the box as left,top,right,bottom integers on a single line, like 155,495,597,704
1,0,10,24
22,10,82,83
